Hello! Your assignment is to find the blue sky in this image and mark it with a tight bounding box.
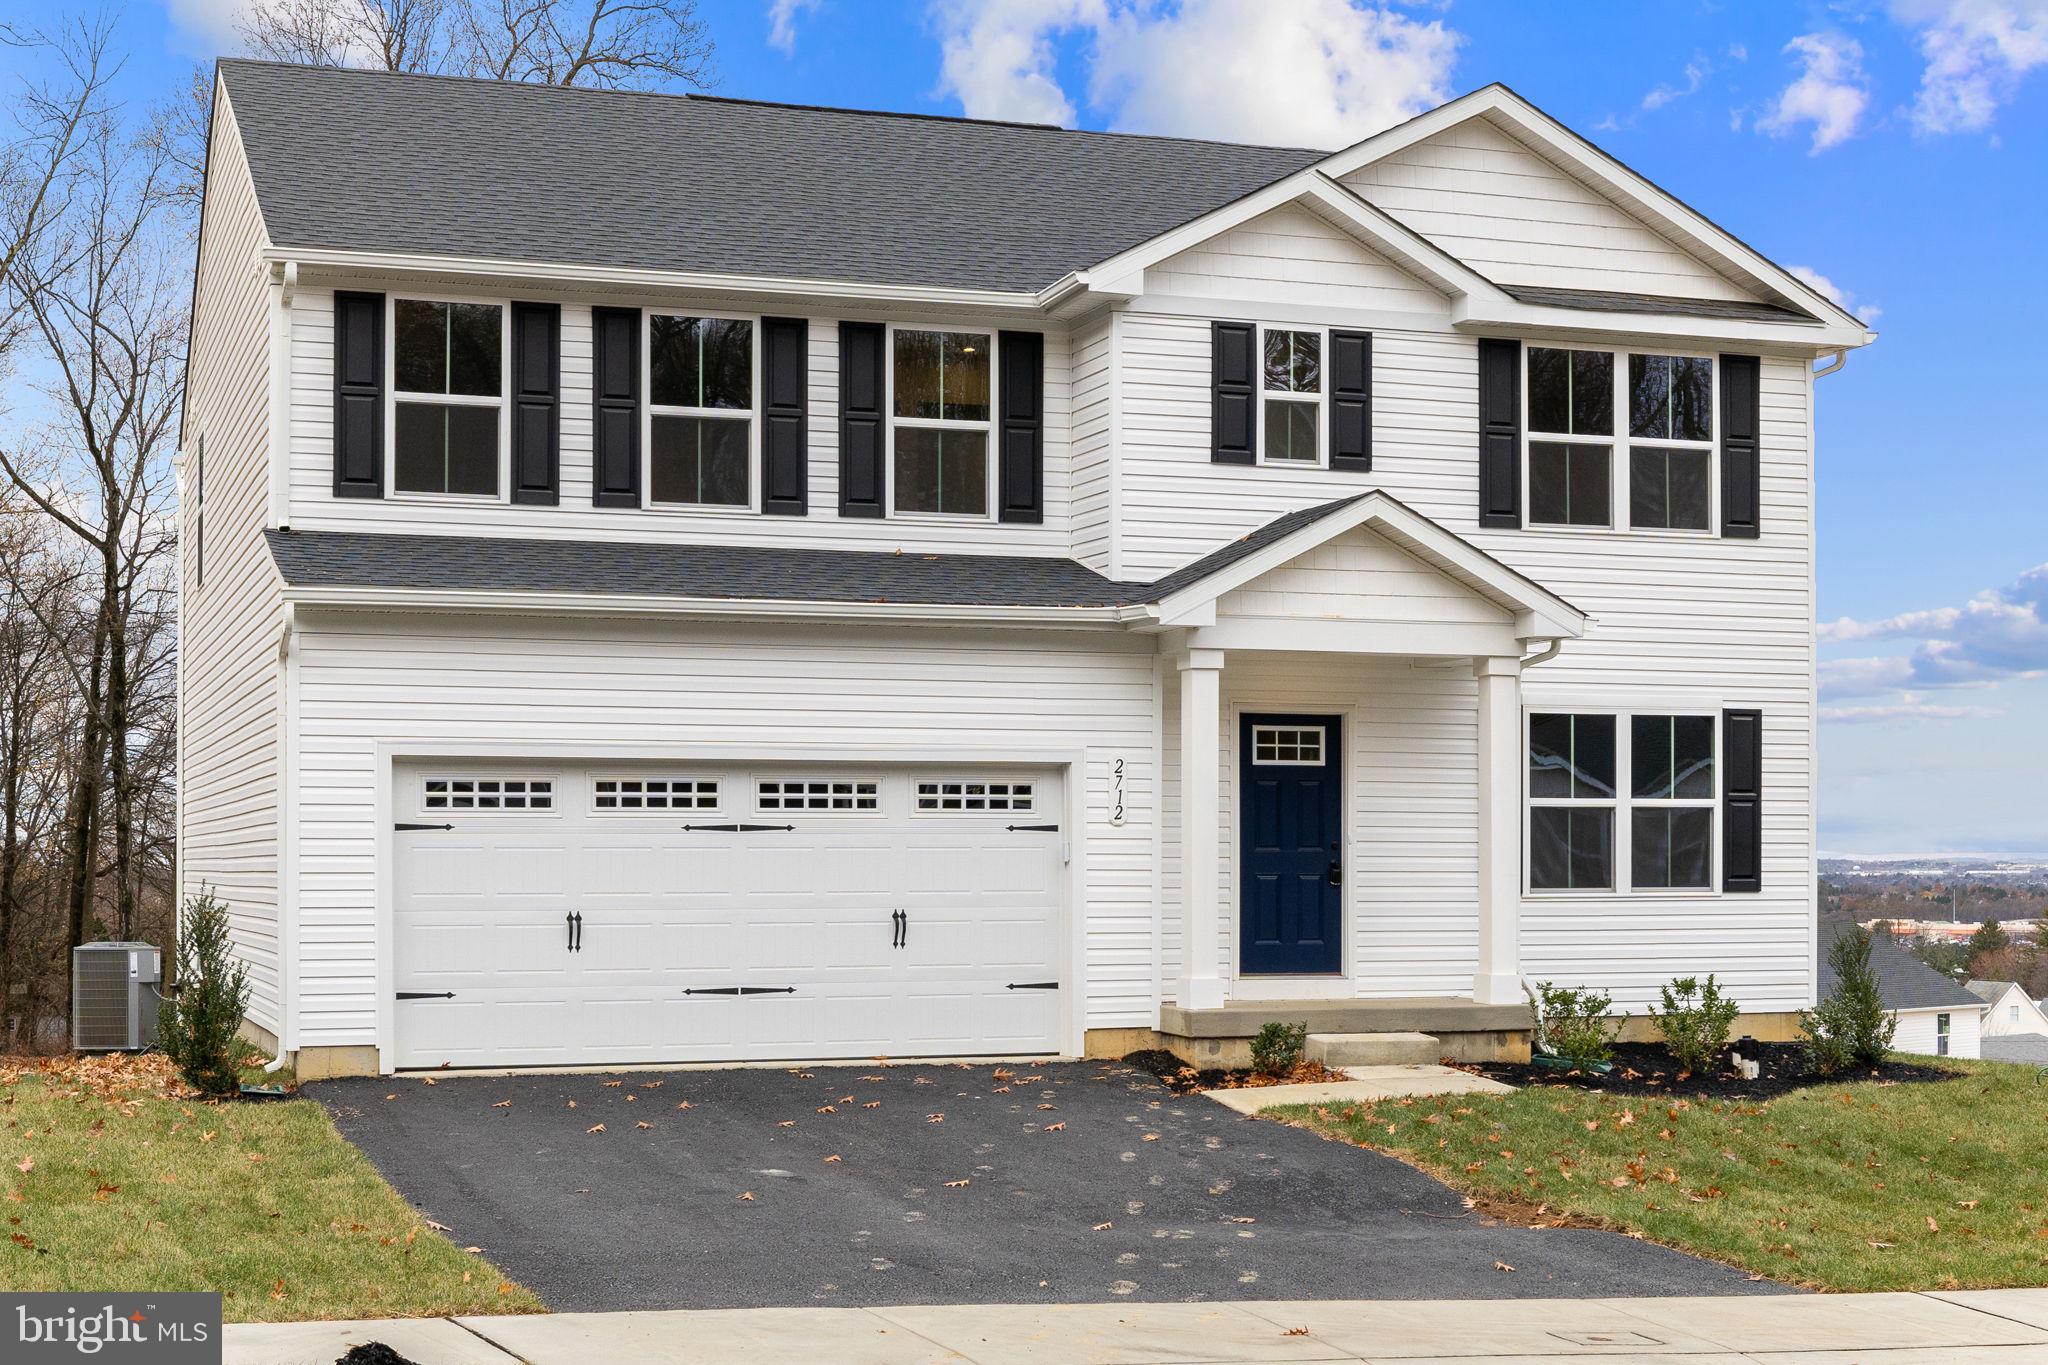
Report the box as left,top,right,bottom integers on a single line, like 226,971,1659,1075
15,0,2048,855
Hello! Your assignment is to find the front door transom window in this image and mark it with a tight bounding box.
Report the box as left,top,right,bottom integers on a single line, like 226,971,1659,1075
1252,724,1325,766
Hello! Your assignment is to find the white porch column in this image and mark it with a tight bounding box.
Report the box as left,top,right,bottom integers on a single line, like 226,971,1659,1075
1177,648,1227,1011
1473,655,1523,1006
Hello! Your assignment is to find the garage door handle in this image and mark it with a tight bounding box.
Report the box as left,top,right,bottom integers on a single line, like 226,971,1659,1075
1006,981,1059,991
396,991,455,1000
681,823,796,833
892,909,906,949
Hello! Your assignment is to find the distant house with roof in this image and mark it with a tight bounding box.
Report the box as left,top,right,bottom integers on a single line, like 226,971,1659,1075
1967,979,2048,1038
1824,921,1982,1059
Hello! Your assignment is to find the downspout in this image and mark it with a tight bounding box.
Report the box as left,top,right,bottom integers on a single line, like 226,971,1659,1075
263,603,299,1074
1812,349,1847,380
1519,637,1564,669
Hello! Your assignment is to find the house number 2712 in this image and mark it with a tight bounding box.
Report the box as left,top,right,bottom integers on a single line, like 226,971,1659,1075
1111,758,1126,827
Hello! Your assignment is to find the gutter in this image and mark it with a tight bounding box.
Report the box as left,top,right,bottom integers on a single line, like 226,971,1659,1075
279,584,1155,627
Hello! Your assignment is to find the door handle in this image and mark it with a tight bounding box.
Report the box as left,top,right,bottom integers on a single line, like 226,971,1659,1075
1326,859,1342,887
891,909,907,949
569,911,583,952
567,912,575,952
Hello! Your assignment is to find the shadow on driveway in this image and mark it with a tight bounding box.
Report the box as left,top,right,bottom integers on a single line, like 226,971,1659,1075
311,1060,1789,1312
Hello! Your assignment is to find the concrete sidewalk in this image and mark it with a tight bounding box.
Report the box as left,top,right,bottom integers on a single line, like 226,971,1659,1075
228,1288,2048,1363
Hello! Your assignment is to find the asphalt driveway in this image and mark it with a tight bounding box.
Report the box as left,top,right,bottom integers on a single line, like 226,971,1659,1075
312,1060,1788,1312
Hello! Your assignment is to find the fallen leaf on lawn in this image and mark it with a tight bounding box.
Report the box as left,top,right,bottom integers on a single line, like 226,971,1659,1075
464,1245,482,1254
586,1124,606,1134
1927,1217,1940,1233
1092,1221,1112,1231
426,1220,450,1231
9,1232,32,1249
1584,1120,1600,1132
247,1153,267,1163
491,1100,512,1108
270,1279,287,1300
462,1271,471,1284
498,1283,513,1296
944,1179,969,1188
93,1183,119,1200
1868,1241,1894,1250
738,1191,755,1202
13,1157,29,1174
1616,1110,1636,1127
1494,1261,1515,1273
1959,1200,1980,1210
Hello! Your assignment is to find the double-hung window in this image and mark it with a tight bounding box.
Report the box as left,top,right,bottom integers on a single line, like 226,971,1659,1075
1526,347,1716,531
1528,710,1717,893
392,298,504,497
1261,327,1323,464
649,314,754,507
892,328,992,517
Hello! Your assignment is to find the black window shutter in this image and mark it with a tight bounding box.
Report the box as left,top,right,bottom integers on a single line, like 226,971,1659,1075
1722,708,1763,893
760,316,809,516
1719,353,1761,539
1211,321,1255,464
590,306,641,508
997,330,1044,523
1477,337,1521,528
332,290,385,498
1329,329,1372,472
509,301,560,506
839,321,886,518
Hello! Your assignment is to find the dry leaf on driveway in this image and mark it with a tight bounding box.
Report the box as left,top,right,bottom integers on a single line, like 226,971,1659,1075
1494,1261,1515,1272
737,1191,756,1202
491,1100,512,1109
1044,1122,1066,1132
944,1179,969,1188
585,1124,605,1134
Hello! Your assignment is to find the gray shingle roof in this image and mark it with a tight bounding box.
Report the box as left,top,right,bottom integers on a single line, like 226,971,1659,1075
1965,979,2012,1005
1819,920,1986,1012
1498,284,1815,325
264,498,1367,610
1983,1035,2048,1065
218,60,1325,294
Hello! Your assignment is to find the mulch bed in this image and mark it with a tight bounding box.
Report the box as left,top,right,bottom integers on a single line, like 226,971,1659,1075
1122,1048,1348,1096
1459,1040,1954,1100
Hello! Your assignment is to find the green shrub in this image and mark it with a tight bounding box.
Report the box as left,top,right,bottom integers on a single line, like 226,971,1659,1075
1648,974,1741,1074
157,890,252,1098
1801,927,1896,1074
1249,1020,1307,1076
1529,981,1616,1068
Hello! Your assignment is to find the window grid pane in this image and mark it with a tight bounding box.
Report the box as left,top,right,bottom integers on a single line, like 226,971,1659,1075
594,778,719,811
758,779,880,812
915,780,1035,812
1252,726,1324,765
424,777,553,811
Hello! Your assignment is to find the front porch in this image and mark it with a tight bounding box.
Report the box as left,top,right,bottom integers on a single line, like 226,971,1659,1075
1141,493,1587,1065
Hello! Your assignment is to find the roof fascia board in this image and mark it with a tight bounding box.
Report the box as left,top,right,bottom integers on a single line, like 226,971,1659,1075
267,246,1047,313
1149,491,1586,635
1451,295,1872,352
1318,86,1870,337
279,583,1142,625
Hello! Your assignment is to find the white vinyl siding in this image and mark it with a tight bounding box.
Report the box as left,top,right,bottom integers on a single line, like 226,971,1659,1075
1892,1006,1982,1060
179,94,285,1036
1338,115,1759,301
287,294,1076,554
286,616,1157,1049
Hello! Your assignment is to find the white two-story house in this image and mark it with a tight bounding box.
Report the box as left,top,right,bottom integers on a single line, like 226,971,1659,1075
179,61,1873,1079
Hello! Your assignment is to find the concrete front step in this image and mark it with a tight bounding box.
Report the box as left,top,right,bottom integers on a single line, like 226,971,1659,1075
1306,1030,1439,1066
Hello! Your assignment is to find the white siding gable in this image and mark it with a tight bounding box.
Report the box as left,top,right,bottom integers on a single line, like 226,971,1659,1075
1144,204,1447,317
1214,525,1511,628
1341,114,1756,302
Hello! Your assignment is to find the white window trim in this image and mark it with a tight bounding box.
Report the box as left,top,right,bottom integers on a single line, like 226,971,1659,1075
885,323,998,523
642,310,761,513
1250,723,1326,767
1523,707,1720,897
1256,323,1327,469
386,294,511,503
754,776,885,815
590,775,723,814
1521,346,1719,536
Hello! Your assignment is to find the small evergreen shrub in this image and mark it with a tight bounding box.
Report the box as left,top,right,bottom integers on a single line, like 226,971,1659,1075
158,890,252,1098
1648,974,1741,1074
1530,981,1616,1068
1801,927,1896,1074
1249,1020,1308,1076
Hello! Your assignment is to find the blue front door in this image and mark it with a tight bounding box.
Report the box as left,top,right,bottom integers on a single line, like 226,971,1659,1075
1239,713,1343,975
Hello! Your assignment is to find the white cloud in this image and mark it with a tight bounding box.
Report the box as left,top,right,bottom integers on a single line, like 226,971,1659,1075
1757,31,1871,152
1893,0,2048,134
767,0,824,55
161,0,250,51
932,0,1461,147
1820,698,2004,724
1821,564,2048,699
1786,264,1881,324
1643,57,1710,111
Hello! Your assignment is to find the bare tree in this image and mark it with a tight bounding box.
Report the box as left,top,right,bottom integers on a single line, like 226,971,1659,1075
237,0,714,89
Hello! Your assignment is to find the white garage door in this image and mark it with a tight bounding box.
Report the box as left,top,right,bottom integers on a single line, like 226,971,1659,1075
391,763,1065,1069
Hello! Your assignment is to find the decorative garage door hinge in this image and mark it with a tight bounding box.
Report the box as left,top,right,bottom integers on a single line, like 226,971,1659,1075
682,985,798,996
1006,981,1059,990
680,823,797,833
1005,823,1059,833
395,991,455,1000
394,822,455,832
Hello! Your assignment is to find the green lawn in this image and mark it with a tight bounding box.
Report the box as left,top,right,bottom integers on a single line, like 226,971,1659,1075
0,1056,544,1322
1274,1057,2048,1293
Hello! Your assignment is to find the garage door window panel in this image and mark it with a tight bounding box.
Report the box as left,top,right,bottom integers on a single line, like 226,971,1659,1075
423,777,554,811
758,778,880,812
915,779,1035,813
594,777,720,812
